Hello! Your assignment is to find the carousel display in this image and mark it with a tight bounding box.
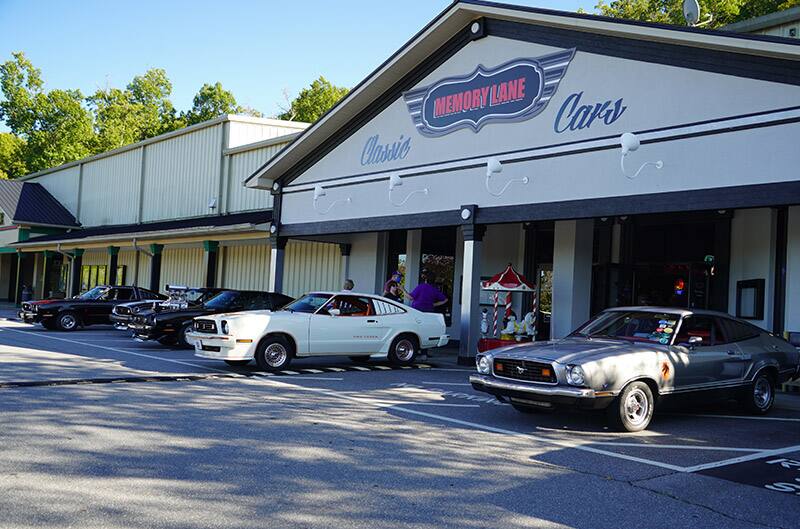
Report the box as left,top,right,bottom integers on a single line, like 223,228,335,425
478,263,539,352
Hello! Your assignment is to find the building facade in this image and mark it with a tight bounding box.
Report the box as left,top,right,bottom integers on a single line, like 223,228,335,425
4,115,346,301
245,1,800,364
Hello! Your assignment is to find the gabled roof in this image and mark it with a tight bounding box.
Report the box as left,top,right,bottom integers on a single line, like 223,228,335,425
722,6,800,33
245,0,800,190
0,181,79,228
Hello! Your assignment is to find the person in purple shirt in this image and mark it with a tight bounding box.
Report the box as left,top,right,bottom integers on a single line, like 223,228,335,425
403,269,448,312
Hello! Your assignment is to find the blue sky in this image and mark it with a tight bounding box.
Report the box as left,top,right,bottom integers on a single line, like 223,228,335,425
0,0,594,120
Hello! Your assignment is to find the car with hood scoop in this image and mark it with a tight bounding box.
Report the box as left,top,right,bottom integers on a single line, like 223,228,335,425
110,286,223,329
470,307,800,432
129,289,292,348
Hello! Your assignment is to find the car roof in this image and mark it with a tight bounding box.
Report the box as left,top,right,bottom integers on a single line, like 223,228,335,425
605,306,737,319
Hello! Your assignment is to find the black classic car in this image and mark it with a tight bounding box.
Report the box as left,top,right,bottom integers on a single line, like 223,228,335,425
129,289,293,347
19,285,166,331
110,286,224,329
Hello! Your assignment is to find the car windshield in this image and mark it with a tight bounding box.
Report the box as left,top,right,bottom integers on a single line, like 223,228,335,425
79,286,108,300
282,293,332,314
203,291,238,310
187,289,216,303
571,311,682,345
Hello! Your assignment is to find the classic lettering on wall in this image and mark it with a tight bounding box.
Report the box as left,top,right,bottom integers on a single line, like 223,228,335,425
403,49,575,137
360,134,412,166
554,92,627,133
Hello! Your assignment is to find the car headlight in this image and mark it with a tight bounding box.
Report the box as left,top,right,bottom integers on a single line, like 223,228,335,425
476,354,492,374
220,320,229,334
566,365,586,386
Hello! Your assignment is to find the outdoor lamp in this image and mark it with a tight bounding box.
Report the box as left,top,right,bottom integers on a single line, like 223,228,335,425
388,173,428,207
313,184,351,214
485,157,528,197
620,132,663,179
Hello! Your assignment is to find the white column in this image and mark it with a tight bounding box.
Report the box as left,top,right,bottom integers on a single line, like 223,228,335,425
552,219,594,339
269,236,286,294
404,229,422,302
340,243,351,287
458,225,484,365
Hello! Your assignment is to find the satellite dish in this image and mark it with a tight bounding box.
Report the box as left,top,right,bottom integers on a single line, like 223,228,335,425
683,0,701,26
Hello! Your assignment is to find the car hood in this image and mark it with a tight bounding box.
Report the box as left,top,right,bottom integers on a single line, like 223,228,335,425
491,337,663,365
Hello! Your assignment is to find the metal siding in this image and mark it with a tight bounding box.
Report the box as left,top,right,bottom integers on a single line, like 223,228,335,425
80,149,141,226
227,145,281,212
81,251,108,267
116,250,138,285
142,125,222,222
137,252,151,289
29,166,80,216
284,240,341,298
221,243,271,291
161,247,204,290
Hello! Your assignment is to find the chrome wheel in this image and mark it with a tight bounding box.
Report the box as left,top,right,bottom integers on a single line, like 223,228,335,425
624,387,649,427
59,313,77,331
264,343,288,368
753,376,772,409
395,338,415,362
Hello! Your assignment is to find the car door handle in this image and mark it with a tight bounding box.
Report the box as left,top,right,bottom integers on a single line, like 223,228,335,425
726,350,741,356
366,319,378,324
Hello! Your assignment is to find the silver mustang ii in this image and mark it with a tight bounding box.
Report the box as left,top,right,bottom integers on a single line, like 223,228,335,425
470,307,800,432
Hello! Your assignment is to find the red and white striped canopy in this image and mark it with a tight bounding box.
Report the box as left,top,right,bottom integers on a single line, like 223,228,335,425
481,263,535,292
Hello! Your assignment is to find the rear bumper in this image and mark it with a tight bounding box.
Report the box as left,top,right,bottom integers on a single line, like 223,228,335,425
469,374,614,410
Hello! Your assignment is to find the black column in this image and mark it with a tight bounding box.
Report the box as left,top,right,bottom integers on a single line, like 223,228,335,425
711,215,732,313
107,246,120,286
203,241,219,288
14,252,25,305
149,244,164,293
69,249,84,297
39,251,54,299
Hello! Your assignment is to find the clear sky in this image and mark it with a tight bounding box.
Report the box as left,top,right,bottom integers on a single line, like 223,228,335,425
0,0,594,120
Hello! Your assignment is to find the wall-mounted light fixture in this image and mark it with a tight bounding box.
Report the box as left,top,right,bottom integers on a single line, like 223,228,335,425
485,157,528,197
313,184,351,215
388,174,428,207
620,132,663,179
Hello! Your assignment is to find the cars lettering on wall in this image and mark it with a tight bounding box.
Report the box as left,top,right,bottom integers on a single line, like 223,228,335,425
470,307,800,432
188,291,449,370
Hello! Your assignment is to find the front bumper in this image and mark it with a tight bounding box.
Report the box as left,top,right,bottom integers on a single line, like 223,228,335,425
129,323,166,341
469,374,614,410
187,332,257,361
18,310,38,323
110,314,131,325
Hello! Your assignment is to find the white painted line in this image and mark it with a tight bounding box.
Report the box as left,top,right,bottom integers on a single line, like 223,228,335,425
589,442,761,452
0,328,230,374
274,376,343,381
663,412,800,423
393,402,479,408
326,367,346,372
300,369,324,374
372,365,391,370
349,366,370,371
248,377,687,473
421,381,472,387
683,444,800,473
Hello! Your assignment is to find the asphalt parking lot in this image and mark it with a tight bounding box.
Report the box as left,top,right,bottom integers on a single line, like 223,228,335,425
0,319,798,529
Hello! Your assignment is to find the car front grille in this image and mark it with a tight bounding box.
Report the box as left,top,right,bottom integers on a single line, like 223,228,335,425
194,319,217,333
114,306,130,315
493,358,557,383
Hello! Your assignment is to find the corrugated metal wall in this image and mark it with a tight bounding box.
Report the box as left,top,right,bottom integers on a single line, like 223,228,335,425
137,252,151,289
32,165,80,216
81,251,108,267
160,247,204,291
227,144,280,212
284,241,342,298
80,148,142,226
221,244,271,291
116,250,138,286
141,125,223,222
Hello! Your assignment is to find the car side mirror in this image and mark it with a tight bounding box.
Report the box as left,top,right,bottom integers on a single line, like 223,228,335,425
688,336,703,349
329,308,341,317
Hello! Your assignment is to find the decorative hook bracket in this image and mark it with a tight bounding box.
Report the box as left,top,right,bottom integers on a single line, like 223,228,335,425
620,133,663,180
388,174,428,207
485,157,529,197
313,185,351,215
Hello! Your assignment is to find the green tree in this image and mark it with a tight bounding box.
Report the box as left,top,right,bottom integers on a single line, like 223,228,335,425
0,132,26,179
182,82,263,126
595,0,798,28
0,52,94,174
278,76,349,123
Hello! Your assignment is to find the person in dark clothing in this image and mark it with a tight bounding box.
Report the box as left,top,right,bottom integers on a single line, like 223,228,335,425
382,280,402,302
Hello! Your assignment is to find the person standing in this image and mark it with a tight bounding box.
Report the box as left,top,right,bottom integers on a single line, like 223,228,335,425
382,280,402,302
403,269,447,313
342,279,354,291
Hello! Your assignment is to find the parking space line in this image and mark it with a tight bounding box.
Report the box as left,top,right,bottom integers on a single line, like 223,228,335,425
682,444,800,473
250,377,688,472
421,381,472,386
394,402,480,408
663,412,800,423
588,442,762,452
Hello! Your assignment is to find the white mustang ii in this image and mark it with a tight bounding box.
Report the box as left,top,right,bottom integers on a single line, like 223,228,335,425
188,291,449,371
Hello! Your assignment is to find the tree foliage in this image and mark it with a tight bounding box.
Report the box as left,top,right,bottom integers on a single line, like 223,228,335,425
0,53,266,178
278,76,349,123
595,0,799,28
182,82,262,126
